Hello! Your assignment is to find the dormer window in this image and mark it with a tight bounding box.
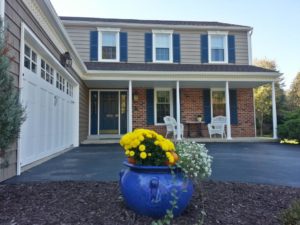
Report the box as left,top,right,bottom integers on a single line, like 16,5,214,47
208,31,228,63
153,30,173,63
98,28,120,62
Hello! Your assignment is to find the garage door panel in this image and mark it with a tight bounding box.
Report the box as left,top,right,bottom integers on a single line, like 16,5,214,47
20,44,77,167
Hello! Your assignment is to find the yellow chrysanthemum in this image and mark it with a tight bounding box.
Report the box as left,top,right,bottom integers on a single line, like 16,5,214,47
129,151,135,157
139,144,146,151
132,139,140,148
138,135,144,141
125,150,130,156
161,142,170,151
140,152,147,159
168,155,175,163
166,152,171,158
154,140,160,146
148,153,152,156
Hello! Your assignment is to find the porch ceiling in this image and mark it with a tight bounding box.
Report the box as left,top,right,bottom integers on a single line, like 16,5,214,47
84,80,271,89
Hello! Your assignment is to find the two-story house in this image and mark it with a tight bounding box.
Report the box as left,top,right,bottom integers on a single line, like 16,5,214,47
61,17,280,140
0,0,280,182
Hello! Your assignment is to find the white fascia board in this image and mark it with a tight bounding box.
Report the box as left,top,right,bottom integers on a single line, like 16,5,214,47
82,71,281,81
39,0,87,74
62,20,252,32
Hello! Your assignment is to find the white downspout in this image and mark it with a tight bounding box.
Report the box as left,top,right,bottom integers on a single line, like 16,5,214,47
272,81,278,139
128,80,133,132
247,29,253,65
225,81,232,139
176,81,181,140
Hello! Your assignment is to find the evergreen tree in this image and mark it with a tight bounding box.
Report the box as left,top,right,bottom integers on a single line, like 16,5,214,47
288,72,300,110
0,25,25,167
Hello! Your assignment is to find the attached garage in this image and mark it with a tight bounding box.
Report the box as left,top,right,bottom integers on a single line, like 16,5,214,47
19,26,79,171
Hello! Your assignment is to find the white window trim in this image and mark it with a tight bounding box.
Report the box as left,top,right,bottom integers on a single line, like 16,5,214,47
210,88,226,119
152,30,173,63
208,31,228,64
0,0,4,25
154,88,173,125
97,28,120,62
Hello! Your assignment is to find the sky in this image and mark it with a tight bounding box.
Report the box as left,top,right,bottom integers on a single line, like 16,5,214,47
50,0,300,89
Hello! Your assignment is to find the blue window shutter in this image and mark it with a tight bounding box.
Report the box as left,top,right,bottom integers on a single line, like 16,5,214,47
201,34,208,63
228,35,236,64
90,91,98,134
145,33,153,62
230,89,238,125
120,32,128,62
173,33,180,63
90,31,98,61
203,89,211,124
146,89,154,125
173,89,177,119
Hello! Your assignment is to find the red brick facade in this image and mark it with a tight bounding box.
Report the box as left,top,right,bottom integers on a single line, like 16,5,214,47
132,88,255,137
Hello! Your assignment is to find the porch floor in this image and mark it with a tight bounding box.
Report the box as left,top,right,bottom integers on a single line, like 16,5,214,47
81,137,278,145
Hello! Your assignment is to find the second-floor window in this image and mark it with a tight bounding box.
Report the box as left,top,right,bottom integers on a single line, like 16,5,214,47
208,32,228,63
153,31,173,63
99,29,120,62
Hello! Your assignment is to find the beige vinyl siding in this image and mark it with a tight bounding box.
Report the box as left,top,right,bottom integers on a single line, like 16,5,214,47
64,26,93,62
64,24,249,65
178,30,203,64
229,31,249,65
123,28,148,63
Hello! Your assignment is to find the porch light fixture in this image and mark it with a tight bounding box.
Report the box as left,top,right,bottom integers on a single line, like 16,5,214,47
60,51,72,67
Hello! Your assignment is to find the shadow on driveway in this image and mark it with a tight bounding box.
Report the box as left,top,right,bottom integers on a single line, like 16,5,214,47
3,143,300,187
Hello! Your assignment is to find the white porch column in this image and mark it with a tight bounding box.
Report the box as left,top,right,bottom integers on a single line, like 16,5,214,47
128,80,133,132
176,81,181,140
225,81,232,139
272,81,278,139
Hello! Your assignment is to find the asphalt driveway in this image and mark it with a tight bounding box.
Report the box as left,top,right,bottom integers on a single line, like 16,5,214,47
3,143,300,187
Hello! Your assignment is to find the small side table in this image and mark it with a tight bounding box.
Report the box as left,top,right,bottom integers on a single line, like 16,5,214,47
184,121,205,138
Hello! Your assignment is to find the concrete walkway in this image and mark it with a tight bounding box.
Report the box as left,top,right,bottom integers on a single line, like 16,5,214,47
3,143,300,187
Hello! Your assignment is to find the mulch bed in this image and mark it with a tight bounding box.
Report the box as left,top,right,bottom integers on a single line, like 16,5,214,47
0,181,299,225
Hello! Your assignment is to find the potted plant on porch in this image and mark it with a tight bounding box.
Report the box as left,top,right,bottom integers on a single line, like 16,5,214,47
119,129,212,220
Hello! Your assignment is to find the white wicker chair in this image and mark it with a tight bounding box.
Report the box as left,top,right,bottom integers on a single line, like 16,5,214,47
163,116,184,139
208,116,227,138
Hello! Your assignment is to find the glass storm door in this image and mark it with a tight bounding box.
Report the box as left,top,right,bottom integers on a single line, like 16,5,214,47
100,92,119,134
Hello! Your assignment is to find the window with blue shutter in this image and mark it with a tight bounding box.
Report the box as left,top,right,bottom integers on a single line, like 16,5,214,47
90,31,98,61
173,34,180,63
230,89,238,125
201,34,208,63
203,89,211,123
145,33,153,62
120,32,128,62
146,89,154,125
228,35,236,64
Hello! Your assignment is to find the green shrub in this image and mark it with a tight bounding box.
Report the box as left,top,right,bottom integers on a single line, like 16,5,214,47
281,200,300,225
278,109,300,143
278,119,300,141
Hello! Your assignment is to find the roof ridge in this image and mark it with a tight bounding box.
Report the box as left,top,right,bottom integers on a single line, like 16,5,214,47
60,16,250,28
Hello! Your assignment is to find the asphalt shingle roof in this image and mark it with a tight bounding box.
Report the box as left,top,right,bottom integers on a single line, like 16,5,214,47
60,16,250,29
85,62,277,73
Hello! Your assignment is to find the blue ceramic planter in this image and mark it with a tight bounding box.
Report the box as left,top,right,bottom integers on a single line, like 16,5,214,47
119,161,193,219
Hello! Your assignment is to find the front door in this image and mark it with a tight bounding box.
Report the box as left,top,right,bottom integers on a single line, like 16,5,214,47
100,92,119,134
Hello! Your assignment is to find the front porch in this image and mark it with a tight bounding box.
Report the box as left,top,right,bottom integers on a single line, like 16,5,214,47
81,135,278,145
85,79,279,142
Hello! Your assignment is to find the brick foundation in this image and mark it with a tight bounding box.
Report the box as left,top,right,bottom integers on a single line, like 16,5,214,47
132,88,255,137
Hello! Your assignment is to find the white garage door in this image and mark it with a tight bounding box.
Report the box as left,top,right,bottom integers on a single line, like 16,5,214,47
20,44,76,167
